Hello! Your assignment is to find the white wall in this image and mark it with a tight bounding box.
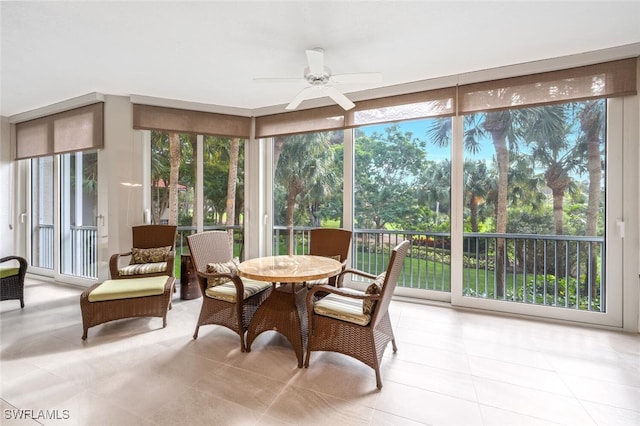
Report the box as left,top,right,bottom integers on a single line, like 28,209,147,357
96,95,144,281
0,117,16,257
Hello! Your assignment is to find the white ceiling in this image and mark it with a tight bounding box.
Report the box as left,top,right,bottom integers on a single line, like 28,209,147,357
2,1,640,118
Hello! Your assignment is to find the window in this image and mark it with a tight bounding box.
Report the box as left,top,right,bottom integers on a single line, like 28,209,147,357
149,130,246,260
461,100,606,312
150,131,196,227
353,119,452,291
272,131,344,254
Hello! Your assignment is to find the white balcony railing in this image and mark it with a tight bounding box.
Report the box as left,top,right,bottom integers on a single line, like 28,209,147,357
273,227,605,312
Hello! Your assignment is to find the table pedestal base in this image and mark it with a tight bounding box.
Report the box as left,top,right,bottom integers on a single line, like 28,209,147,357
246,283,308,367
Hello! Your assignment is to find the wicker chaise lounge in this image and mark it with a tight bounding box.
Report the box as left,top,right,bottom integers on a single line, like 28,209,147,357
80,276,175,339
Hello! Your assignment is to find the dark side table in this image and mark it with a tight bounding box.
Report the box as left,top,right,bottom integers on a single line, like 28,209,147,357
180,254,202,300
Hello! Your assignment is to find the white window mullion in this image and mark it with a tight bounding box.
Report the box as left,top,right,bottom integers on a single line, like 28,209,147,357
196,135,204,232
450,115,465,306
343,129,354,232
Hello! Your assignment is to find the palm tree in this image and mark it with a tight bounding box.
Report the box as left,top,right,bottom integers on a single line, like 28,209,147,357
468,108,570,296
463,160,494,232
505,153,546,214
578,100,604,239
274,132,336,251
167,132,181,226
522,105,576,235
202,136,237,224
577,100,605,296
150,131,170,224
417,159,451,229
189,135,198,228
429,113,515,296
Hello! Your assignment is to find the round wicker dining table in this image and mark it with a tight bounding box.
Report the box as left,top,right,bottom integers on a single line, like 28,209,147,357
238,255,342,367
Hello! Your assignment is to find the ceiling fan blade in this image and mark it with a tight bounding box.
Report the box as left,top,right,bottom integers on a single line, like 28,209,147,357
330,72,383,84
306,48,325,76
253,77,305,84
323,86,355,110
285,86,316,110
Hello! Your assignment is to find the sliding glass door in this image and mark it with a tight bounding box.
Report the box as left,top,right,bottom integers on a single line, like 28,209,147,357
29,151,99,281
451,99,623,327
30,156,54,272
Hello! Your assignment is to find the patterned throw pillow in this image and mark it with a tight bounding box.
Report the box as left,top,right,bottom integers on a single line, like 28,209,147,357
130,246,171,265
206,257,240,288
363,272,386,315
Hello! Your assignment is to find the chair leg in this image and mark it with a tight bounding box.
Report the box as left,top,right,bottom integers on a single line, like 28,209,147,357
391,337,397,353
375,369,383,390
20,298,24,308
193,326,200,339
239,333,246,353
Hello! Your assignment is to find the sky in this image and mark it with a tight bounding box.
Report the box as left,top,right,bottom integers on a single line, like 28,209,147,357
357,119,493,163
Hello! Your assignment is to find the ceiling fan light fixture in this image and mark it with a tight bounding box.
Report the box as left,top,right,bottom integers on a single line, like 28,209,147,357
257,47,381,111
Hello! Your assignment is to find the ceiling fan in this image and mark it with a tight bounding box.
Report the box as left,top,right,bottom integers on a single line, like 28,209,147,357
255,48,382,111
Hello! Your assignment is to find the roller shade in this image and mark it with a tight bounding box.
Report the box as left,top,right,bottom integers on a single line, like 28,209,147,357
347,87,456,127
133,104,251,138
255,105,346,138
15,102,104,160
459,58,637,114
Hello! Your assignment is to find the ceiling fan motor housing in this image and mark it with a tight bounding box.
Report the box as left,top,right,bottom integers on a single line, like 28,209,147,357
304,67,331,85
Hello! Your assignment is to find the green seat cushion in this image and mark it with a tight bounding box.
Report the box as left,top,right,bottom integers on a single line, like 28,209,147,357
88,276,168,302
204,278,271,303
0,267,20,279
313,289,371,326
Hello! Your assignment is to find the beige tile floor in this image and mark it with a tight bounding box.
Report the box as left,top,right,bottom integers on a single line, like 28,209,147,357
1,277,639,426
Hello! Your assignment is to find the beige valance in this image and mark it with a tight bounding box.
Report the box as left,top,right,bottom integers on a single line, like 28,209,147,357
458,58,637,114
15,102,104,160
133,104,251,138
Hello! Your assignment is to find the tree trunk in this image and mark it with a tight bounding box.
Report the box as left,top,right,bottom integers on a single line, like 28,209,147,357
469,196,479,232
551,188,564,236
168,132,180,226
226,138,240,251
285,177,304,255
273,136,285,178
582,101,602,297
485,112,510,298
190,135,198,228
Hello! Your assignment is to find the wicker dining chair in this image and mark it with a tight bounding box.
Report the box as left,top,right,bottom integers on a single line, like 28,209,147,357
305,240,410,390
186,231,271,351
1,256,28,308
306,228,352,287
109,224,177,279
